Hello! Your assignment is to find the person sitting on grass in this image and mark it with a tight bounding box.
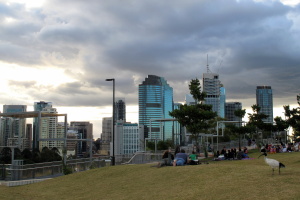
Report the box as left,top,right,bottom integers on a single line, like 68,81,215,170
243,147,249,158
155,149,174,168
188,151,198,165
173,149,188,166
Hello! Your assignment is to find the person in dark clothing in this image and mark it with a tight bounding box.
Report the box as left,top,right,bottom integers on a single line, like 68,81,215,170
174,146,181,156
232,148,237,159
221,146,226,155
215,150,220,158
155,149,174,167
227,150,234,160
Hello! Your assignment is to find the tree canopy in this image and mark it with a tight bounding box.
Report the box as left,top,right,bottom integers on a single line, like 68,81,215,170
169,78,217,145
283,96,300,141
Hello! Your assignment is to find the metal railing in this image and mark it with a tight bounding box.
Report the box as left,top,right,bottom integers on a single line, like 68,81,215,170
1,158,111,181
124,152,162,164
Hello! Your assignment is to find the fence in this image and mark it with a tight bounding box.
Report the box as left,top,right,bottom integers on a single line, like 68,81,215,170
0,158,111,181
124,152,163,164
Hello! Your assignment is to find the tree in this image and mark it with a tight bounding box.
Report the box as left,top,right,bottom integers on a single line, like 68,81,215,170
0,147,12,164
283,97,300,141
146,141,155,151
41,147,52,162
247,105,270,145
32,148,41,163
274,116,289,143
51,147,62,161
157,139,174,150
40,147,62,162
169,78,217,151
234,109,246,149
14,148,22,160
21,148,33,164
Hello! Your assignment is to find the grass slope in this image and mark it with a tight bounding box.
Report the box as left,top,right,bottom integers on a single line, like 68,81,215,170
1,150,300,200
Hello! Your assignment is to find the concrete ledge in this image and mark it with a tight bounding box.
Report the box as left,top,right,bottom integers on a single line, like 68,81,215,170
0,178,52,187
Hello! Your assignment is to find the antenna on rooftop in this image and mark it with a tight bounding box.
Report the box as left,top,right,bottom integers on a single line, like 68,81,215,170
206,54,212,73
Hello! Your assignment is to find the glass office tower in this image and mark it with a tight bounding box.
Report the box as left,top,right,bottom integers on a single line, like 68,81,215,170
203,73,224,117
1,105,27,147
33,101,52,149
139,75,173,140
256,86,273,123
220,87,226,118
115,98,126,122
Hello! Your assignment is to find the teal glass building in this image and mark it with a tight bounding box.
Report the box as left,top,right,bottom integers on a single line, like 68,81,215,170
256,86,273,123
139,75,173,140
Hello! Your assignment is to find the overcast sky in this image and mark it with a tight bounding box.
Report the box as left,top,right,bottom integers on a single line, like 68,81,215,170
1,0,299,138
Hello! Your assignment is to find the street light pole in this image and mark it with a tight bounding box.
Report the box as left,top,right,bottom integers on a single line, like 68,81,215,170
105,78,115,166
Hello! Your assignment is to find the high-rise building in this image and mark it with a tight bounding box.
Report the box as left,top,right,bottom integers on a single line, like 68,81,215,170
101,117,112,143
26,124,32,149
139,75,173,140
69,121,93,154
220,87,226,118
173,103,184,145
39,107,64,150
185,94,196,105
100,117,113,154
115,98,126,122
1,105,27,149
225,102,242,122
256,86,273,123
203,73,224,117
33,101,52,149
115,121,144,156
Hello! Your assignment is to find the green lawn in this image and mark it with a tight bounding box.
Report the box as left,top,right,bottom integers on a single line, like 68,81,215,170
1,150,300,200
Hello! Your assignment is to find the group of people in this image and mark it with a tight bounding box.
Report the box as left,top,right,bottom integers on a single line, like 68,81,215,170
215,146,249,160
156,147,199,167
261,142,300,153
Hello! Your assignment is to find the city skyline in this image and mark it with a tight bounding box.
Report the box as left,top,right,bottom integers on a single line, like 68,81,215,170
1,0,300,138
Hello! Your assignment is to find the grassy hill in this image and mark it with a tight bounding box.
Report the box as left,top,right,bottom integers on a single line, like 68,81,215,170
1,150,300,200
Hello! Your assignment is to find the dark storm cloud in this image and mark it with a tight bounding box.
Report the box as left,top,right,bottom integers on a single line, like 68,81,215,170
1,0,299,108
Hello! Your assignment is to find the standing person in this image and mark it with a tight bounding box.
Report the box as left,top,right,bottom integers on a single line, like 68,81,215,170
173,149,188,166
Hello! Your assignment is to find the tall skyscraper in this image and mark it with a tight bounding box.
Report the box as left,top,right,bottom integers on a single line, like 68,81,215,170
185,94,196,105
115,98,126,122
256,86,273,123
33,101,52,149
69,121,93,154
225,102,242,121
38,106,65,150
220,86,226,118
139,75,173,140
203,72,224,117
173,103,184,145
101,117,113,143
1,105,27,149
100,117,113,154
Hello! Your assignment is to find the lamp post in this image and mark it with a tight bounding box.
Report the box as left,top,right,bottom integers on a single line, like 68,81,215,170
105,78,115,166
